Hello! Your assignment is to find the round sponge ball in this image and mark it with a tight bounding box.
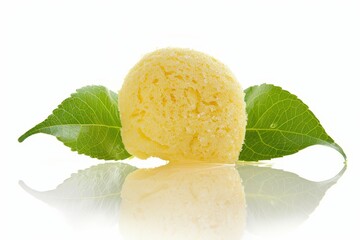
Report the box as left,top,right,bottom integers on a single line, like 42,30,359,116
119,48,246,163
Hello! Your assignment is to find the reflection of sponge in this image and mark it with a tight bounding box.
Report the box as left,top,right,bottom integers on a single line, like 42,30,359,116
119,48,246,163
120,163,246,240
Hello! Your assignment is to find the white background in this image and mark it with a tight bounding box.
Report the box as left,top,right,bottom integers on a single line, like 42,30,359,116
1,0,359,239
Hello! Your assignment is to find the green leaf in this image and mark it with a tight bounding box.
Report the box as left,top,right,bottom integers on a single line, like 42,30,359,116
236,163,346,235
19,162,137,224
240,84,346,161
18,85,131,160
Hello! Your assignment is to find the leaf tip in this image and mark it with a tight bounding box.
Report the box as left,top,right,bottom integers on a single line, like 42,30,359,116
331,143,347,160
18,129,33,143
18,180,31,193
18,134,27,143
19,180,43,200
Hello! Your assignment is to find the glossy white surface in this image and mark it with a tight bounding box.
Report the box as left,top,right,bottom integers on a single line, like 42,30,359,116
1,0,359,239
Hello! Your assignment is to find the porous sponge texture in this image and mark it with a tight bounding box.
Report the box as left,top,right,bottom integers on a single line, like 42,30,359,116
119,48,246,163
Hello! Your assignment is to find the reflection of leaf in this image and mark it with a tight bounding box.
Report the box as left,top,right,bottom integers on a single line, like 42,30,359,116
19,162,136,224
241,84,346,161
237,163,346,235
18,86,131,160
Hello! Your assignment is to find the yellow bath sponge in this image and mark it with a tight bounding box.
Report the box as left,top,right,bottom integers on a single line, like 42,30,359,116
119,48,246,163
120,163,246,240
